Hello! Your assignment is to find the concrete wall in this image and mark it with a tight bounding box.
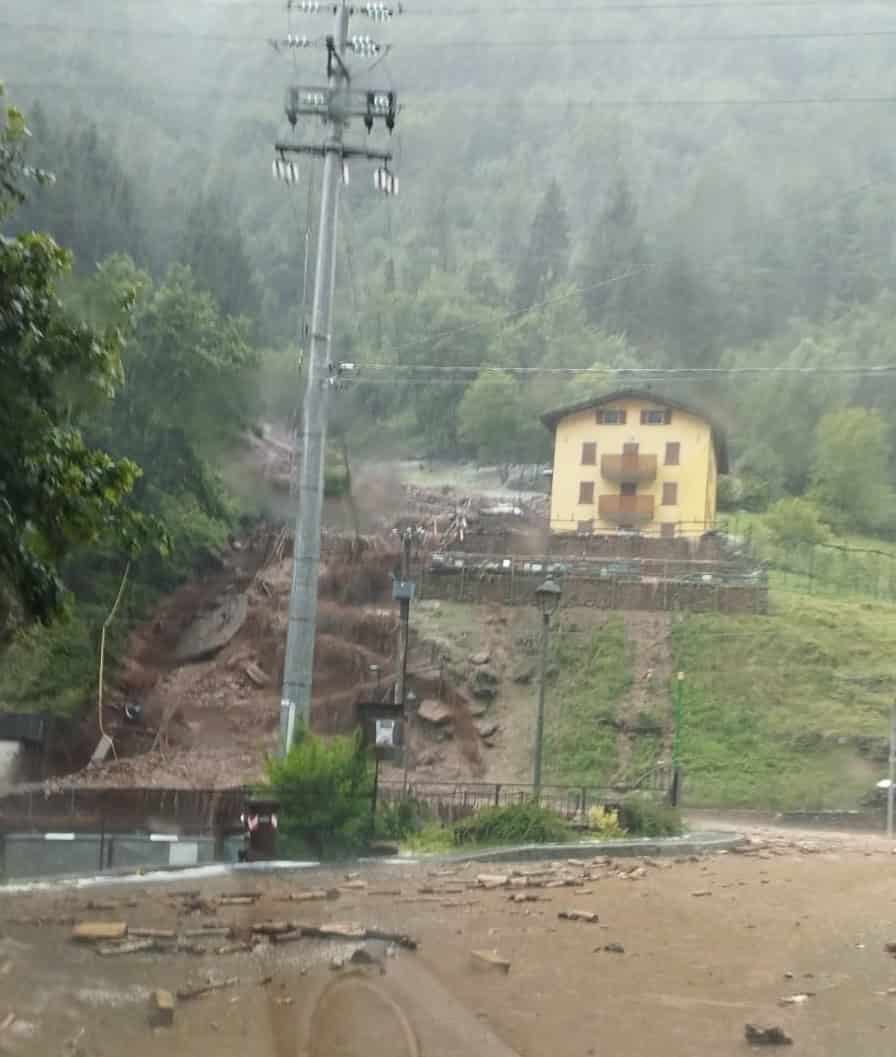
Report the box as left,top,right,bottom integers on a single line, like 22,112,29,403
549,397,716,537
0,833,222,882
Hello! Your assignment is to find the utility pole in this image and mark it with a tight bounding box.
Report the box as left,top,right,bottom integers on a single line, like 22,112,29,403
275,1,400,755
394,528,415,791
888,700,895,839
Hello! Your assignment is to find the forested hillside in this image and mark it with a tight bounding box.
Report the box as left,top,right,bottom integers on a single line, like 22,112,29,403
6,1,896,705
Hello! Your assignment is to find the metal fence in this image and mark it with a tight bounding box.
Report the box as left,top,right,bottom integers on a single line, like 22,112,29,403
377,770,672,822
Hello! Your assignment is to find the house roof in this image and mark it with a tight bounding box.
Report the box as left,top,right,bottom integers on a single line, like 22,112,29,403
540,388,729,474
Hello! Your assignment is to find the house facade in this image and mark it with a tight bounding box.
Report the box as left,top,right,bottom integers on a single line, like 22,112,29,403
541,389,729,538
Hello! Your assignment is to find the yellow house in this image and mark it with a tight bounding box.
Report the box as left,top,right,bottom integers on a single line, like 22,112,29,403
541,389,729,538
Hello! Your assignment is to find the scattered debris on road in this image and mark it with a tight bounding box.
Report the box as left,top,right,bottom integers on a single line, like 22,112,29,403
745,1024,794,1046
471,949,511,974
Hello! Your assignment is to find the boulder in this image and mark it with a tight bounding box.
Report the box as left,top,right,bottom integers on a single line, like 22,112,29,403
476,720,499,739
470,667,499,700
470,651,491,666
417,699,453,725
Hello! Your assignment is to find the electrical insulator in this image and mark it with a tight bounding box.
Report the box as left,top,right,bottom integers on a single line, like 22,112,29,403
301,91,327,107
348,35,381,56
373,167,398,196
290,0,324,12
285,34,312,48
359,3,393,21
371,92,391,110
342,162,350,186
273,158,300,184
286,86,300,127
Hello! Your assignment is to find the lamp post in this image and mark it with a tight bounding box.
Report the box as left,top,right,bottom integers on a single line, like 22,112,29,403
533,577,563,801
672,671,685,807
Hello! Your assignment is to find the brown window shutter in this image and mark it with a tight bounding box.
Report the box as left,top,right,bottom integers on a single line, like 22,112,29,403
662,482,678,506
664,409,673,424
640,409,647,425
581,442,596,466
665,442,680,466
621,409,627,425
579,481,595,504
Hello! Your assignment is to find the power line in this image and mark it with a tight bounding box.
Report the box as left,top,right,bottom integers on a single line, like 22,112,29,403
12,77,896,108
347,364,896,384
10,19,896,45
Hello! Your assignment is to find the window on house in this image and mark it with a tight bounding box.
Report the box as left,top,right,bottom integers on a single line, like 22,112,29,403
581,441,596,465
665,442,680,466
641,408,670,425
597,408,626,425
579,481,595,504
620,482,637,497
577,519,594,534
661,522,676,539
623,442,639,456
662,482,678,506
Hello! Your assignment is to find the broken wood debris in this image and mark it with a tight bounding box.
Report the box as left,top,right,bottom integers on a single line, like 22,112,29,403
745,1024,793,1046
558,910,599,923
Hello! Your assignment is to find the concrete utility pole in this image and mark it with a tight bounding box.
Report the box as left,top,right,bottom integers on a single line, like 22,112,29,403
888,700,895,839
275,1,400,755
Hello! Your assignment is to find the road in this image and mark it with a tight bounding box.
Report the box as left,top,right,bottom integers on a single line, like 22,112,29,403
1,828,895,1056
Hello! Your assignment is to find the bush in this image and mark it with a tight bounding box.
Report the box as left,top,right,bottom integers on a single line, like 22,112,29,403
765,497,829,547
375,798,431,841
265,729,373,858
587,805,627,839
452,801,570,847
617,796,682,837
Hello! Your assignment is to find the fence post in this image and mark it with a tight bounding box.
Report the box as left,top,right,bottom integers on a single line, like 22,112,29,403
459,565,465,602
581,786,587,816
494,784,501,807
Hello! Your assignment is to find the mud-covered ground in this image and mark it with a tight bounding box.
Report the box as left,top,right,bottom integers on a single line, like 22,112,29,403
2,828,896,1056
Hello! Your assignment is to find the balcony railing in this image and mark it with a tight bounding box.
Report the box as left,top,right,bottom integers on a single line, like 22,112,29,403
598,494,655,524
601,453,658,483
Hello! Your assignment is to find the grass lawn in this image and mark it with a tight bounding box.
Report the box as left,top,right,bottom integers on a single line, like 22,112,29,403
671,590,896,808
542,616,631,785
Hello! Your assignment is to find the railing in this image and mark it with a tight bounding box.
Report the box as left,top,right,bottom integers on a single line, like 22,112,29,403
598,494,655,524
601,453,658,484
377,774,672,822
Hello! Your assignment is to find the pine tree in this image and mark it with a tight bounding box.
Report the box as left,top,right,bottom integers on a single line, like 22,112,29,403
580,172,647,338
512,179,570,310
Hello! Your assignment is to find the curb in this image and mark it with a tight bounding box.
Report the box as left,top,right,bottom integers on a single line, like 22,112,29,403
408,830,746,866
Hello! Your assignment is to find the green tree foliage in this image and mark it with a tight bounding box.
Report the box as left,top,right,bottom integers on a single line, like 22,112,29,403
180,193,261,325
85,258,259,518
265,730,374,857
579,172,647,337
765,497,829,547
0,94,151,634
12,106,146,269
458,373,549,473
512,179,570,311
811,408,895,532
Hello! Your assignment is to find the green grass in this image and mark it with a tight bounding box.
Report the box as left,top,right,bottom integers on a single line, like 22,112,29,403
671,591,896,808
542,616,631,784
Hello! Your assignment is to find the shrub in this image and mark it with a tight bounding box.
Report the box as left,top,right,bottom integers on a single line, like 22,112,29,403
452,801,570,847
587,805,627,839
375,798,431,841
617,796,682,837
765,497,829,547
265,729,373,858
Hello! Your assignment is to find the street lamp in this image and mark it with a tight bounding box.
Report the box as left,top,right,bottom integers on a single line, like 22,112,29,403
533,577,563,801
672,671,685,807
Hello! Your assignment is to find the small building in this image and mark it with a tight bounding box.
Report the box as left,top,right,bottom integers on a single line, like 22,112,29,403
541,389,729,538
